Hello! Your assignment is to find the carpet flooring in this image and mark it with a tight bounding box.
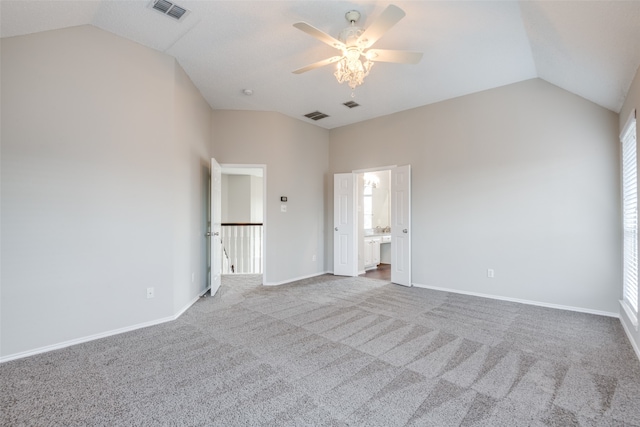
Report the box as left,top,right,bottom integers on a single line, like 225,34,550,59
2,274,640,426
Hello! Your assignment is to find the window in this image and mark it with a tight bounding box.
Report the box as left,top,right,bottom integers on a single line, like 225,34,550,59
363,173,380,230
363,183,373,230
622,109,638,326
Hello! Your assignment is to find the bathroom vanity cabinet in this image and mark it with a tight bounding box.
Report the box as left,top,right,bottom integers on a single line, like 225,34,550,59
364,236,381,268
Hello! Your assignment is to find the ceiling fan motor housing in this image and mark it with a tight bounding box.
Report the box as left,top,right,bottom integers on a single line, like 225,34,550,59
345,10,361,24
339,26,365,47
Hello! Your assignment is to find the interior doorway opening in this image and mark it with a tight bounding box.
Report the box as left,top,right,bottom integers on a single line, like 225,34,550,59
207,160,268,297
220,165,266,276
358,169,392,281
333,165,411,286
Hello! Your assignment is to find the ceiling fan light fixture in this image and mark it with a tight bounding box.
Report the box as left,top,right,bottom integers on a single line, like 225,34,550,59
292,5,421,94
334,55,373,90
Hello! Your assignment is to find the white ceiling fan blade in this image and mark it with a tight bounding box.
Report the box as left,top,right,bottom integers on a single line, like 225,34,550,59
292,56,343,74
357,5,406,49
366,49,423,64
293,22,345,50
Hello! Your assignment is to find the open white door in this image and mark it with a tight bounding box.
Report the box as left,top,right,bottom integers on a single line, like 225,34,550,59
334,173,358,276
210,158,222,296
391,165,411,286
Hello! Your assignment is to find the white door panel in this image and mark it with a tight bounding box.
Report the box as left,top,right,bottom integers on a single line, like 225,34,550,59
210,158,222,296
391,165,411,286
334,173,357,276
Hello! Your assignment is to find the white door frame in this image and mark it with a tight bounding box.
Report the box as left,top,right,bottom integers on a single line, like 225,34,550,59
220,163,267,286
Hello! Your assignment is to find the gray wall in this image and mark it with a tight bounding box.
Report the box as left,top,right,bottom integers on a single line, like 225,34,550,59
250,175,263,223
222,175,251,223
222,174,263,223
329,78,621,314
619,65,640,358
211,111,329,285
1,25,212,358
171,56,213,314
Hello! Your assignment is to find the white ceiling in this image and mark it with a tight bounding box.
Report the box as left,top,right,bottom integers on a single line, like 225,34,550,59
2,1,640,129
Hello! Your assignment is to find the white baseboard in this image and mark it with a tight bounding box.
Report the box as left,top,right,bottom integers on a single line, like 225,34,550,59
619,300,639,330
263,271,331,286
174,286,210,318
0,287,210,364
619,312,640,362
412,283,619,318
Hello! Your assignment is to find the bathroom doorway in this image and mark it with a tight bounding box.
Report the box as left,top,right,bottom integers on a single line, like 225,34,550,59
359,169,392,281
333,165,411,285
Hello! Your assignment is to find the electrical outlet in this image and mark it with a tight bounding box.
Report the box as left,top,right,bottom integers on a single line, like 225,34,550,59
312,254,316,262
191,272,195,283
487,269,495,278
147,287,155,299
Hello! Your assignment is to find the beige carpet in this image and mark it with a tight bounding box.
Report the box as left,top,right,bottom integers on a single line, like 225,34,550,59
2,274,640,426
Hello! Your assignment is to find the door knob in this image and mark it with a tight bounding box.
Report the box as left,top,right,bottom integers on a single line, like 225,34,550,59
335,227,338,231
403,229,408,233
214,232,220,236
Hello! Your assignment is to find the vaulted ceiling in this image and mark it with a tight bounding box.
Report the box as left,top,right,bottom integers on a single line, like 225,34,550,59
2,1,640,129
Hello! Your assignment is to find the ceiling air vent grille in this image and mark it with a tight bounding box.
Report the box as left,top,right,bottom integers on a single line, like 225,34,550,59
151,0,189,21
343,101,360,108
304,111,329,121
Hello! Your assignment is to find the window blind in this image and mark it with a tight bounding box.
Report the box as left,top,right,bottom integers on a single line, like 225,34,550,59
622,110,638,317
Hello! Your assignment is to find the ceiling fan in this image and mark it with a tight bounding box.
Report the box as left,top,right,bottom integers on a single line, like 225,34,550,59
292,4,423,91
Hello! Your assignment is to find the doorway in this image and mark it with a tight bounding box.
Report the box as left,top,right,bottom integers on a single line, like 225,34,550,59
208,163,267,292
333,165,411,286
359,170,392,281
220,164,266,278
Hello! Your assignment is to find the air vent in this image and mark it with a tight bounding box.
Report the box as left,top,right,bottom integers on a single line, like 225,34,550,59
343,101,360,108
153,0,172,13
304,111,329,121
151,0,189,21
